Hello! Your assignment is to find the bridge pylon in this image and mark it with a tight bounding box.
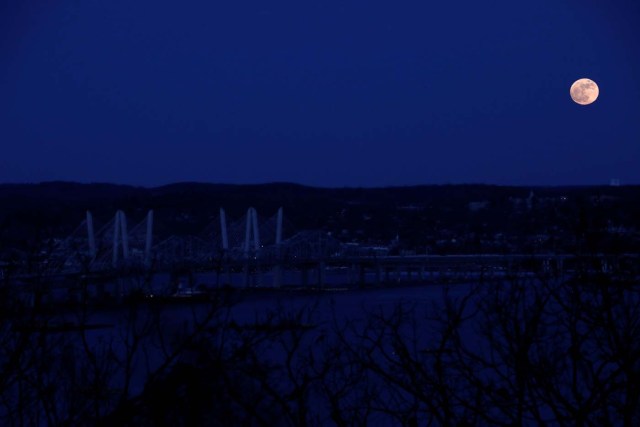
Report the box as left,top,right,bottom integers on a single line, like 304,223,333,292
273,207,284,287
86,211,96,261
243,207,261,258
112,210,130,267
144,210,154,267
220,208,229,251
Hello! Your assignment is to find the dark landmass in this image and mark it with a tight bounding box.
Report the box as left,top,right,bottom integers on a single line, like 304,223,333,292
2,181,640,255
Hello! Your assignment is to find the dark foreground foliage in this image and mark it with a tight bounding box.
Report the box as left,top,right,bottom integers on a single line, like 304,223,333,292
2,260,640,426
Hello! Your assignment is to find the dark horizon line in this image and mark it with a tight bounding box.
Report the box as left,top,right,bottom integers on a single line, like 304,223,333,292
0,180,636,191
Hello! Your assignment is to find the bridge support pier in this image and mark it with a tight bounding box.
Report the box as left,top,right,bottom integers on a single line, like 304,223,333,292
557,258,564,278
318,261,326,288
216,252,232,288
243,261,250,287
273,264,283,287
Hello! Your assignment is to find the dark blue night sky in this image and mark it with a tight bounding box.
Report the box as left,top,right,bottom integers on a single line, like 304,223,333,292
1,0,639,186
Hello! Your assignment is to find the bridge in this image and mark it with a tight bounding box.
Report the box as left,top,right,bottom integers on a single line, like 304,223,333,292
44,208,274,271
4,208,638,300
6,207,339,286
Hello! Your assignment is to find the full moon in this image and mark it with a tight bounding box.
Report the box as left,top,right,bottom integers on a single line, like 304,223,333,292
570,78,599,105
